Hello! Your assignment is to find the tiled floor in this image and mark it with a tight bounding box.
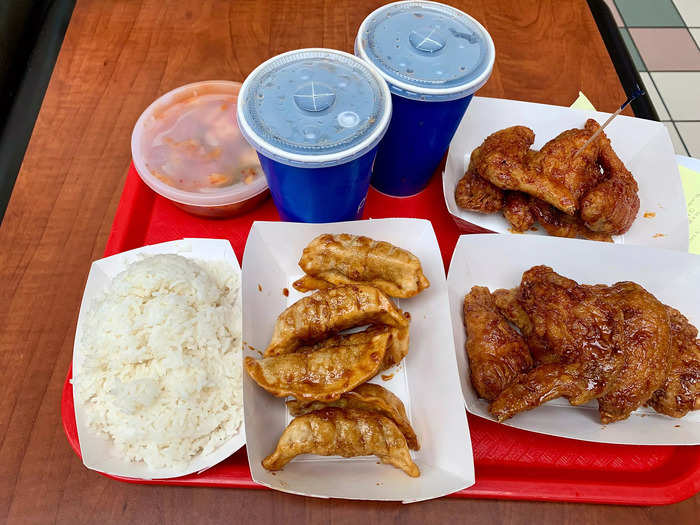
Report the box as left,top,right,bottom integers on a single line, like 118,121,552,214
604,0,700,157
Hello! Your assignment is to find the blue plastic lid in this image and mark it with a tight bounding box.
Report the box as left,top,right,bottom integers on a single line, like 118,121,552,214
355,1,495,101
237,49,392,168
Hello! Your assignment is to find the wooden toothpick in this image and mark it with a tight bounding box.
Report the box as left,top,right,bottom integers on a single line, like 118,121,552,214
573,88,645,158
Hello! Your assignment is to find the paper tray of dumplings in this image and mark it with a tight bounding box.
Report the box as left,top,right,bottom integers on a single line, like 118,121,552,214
241,219,474,503
447,233,700,446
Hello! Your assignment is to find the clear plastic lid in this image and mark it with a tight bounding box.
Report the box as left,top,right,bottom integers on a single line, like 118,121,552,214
131,81,268,208
237,48,392,168
355,1,495,101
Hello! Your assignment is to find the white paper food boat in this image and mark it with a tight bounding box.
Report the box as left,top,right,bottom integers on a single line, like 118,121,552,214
72,239,245,480
242,219,474,503
447,233,700,446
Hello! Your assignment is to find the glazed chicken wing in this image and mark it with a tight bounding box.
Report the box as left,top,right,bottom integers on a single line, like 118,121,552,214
245,327,390,401
593,282,672,423
647,307,700,418
264,285,409,357
454,163,505,214
529,197,613,242
294,234,430,298
463,286,533,400
492,287,533,339
262,408,420,477
522,119,603,214
502,192,535,232
470,126,538,198
580,127,640,234
286,383,419,450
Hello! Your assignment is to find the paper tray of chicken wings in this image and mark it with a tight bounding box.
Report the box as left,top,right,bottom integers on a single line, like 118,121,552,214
447,233,700,445
241,219,474,503
442,97,689,251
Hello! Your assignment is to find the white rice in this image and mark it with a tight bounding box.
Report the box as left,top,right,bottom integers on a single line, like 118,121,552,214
73,254,243,469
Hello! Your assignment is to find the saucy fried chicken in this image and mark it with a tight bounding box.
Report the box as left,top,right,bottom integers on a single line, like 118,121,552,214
492,287,533,339
525,119,604,214
470,126,538,198
580,127,640,234
502,192,535,232
454,163,505,213
463,286,533,400
529,197,613,242
647,307,700,418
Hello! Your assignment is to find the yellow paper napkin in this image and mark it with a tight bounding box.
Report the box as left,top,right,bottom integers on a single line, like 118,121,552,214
679,165,700,254
570,92,597,111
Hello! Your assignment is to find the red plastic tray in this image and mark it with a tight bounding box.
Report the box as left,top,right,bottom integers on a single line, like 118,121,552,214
62,164,700,505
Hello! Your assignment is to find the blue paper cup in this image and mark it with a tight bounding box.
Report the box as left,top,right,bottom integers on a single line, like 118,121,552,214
355,1,495,196
237,49,392,222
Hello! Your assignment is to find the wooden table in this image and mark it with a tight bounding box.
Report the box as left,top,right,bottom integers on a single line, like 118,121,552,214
0,0,696,522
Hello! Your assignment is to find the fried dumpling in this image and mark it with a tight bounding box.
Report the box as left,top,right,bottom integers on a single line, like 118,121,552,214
298,325,409,372
264,284,410,357
286,383,419,450
262,408,420,477
245,328,390,401
294,234,430,298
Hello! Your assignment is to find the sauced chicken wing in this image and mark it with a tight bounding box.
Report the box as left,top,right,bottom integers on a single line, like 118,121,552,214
264,285,410,357
489,362,605,421
589,282,671,423
463,286,533,400
521,119,603,214
262,408,420,477
470,126,537,198
502,192,535,232
492,287,533,339
529,197,613,242
580,127,640,234
294,234,430,298
647,307,700,418
286,383,419,450
454,162,505,214
245,328,390,401
489,266,672,423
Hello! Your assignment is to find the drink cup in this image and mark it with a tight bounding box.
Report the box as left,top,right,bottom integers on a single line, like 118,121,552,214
355,0,495,196
237,48,392,222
